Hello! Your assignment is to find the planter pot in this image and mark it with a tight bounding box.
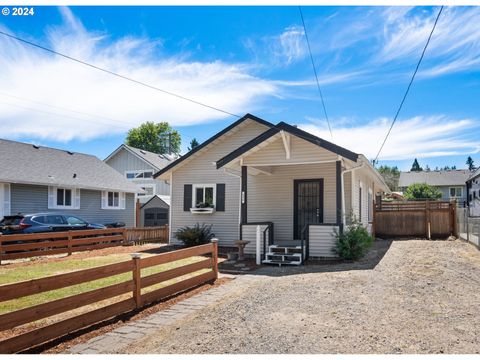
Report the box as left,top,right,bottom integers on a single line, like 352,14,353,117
227,252,238,261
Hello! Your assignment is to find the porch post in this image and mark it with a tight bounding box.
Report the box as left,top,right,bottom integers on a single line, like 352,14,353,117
241,165,248,224
336,160,343,232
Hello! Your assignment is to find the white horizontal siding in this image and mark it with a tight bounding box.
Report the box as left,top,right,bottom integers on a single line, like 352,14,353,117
242,224,270,255
309,224,338,258
170,119,270,246
243,136,337,166
248,162,337,242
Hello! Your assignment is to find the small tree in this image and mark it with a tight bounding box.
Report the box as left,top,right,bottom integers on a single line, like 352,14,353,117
410,158,423,172
188,138,200,151
404,183,442,200
467,156,475,171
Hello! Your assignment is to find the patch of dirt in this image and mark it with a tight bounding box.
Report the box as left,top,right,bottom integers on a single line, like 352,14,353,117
18,277,231,354
125,239,480,354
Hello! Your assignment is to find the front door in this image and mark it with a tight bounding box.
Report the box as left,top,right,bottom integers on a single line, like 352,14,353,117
294,179,324,239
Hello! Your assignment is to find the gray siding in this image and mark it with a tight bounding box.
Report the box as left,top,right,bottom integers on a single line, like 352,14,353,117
10,183,135,227
106,148,170,196
170,119,270,246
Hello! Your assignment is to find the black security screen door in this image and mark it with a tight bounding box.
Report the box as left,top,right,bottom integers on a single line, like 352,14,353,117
294,179,324,239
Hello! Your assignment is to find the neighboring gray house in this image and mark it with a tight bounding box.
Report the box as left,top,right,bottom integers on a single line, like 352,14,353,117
398,170,471,205
466,168,480,216
0,139,140,226
155,114,389,265
104,144,173,227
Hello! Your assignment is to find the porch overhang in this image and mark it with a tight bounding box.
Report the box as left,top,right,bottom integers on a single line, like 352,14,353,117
215,121,359,170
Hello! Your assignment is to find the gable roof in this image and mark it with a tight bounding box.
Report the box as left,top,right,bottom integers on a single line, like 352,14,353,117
105,144,173,170
0,139,140,193
399,170,472,187
467,167,480,182
140,194,170,208
216,121,359,169
154,113,275,178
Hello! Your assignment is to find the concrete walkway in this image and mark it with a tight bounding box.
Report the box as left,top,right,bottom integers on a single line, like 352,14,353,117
67,275,249,354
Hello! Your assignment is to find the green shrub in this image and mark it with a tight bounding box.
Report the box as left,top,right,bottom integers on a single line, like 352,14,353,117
404,183,442,200
333,220,373,261
175,223,215,247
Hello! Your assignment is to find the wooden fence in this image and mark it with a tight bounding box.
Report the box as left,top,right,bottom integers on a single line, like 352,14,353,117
373,200,456,239
125,226,169,245
0,228,126,264
0,241,218,353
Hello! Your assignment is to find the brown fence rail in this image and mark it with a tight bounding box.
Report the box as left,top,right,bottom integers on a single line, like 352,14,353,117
0,241,218,353
373,200,456,239
0,228,126,264
125,226,169,245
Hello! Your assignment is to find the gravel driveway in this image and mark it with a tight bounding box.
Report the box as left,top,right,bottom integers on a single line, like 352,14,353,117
125,239,480,354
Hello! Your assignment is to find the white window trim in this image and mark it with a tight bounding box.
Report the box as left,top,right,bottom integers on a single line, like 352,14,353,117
192,184,216,209
102,191,126,210
48,186,80,210
125,169,155,181
368,188,373,222
138,185,155,197
0,183,11,218
449,187,463,198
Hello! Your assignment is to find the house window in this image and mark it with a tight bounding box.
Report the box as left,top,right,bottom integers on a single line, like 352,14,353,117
57,188,72,207
126,170,154,180
102,191,125,210
138,185,155,197
358,183,362,222
449,187,462,198
193,184,216,208
48,187,79,209
368,189,373,222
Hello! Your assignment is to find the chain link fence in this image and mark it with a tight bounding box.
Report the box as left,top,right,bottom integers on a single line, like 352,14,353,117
457,207,480,248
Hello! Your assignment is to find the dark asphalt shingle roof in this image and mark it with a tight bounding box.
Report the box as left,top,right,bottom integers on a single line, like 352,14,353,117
0,139,140,193
399,170,472,187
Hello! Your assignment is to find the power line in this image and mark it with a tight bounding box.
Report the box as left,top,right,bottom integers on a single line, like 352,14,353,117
0,30,241,119
374,6,444,163
0,91,138,128
298,6,333,140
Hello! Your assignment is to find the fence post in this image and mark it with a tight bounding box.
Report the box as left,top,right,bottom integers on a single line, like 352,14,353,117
131,253,142,308
0,235,2,265
211,238,218,280
121,228,127,245
67,231,73,256
425,200,430,239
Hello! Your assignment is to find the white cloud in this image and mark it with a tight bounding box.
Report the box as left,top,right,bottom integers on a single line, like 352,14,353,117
273,26,307,65
299,115,480,161
378,6,480,76
0,8,282,142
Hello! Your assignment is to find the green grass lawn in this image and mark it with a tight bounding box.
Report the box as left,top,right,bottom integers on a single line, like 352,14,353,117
0,252,209,315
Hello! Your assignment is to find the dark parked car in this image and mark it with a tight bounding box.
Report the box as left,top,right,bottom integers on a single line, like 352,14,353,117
0,213,106,235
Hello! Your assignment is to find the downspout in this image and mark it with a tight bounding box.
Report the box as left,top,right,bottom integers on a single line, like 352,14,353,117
341,160,366,226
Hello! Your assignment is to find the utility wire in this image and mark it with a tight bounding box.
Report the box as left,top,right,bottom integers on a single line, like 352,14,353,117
374,6,444,163
0,91,138,128
0,30,241,118
299,6,333,140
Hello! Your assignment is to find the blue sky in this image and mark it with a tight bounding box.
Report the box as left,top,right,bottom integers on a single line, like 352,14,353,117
0,6,479,171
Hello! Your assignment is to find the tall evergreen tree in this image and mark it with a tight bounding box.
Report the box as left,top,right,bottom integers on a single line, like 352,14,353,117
188,138,200,151
466,156,475,171
410,158,423,172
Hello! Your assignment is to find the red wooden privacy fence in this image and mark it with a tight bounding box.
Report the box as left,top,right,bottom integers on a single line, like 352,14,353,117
373,200,456,239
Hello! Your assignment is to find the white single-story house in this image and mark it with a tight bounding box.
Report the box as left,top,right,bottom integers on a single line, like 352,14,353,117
155,114,389,264
0,139,140,226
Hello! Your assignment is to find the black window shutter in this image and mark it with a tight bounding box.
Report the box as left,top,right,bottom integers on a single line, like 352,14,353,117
216,184,226,212
184,184,192,211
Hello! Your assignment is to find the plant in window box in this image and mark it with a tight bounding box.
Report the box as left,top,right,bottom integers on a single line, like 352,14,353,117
191,202,215,214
